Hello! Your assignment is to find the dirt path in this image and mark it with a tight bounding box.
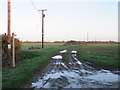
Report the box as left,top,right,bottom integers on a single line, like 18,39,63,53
25,50,119,89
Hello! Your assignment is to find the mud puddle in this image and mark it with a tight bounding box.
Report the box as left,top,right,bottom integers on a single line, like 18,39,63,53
31,50,119,89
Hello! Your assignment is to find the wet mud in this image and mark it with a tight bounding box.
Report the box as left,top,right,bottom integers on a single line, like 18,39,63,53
30,50,119,89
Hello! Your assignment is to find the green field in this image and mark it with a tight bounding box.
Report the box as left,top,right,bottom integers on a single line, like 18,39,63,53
2,43,120,88
77,44,119,68
21,42,64,51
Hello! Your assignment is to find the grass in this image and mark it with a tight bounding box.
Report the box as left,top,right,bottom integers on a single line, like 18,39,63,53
21,42,64,50
0,70,2,89
77,44,119,68
2,43,119,88
62,53,69,63
78,52,119,67
2,43,66,88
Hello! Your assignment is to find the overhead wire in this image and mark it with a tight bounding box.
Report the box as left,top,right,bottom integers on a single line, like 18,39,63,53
30,0,41,18
30,0,39,11
29,0,42,30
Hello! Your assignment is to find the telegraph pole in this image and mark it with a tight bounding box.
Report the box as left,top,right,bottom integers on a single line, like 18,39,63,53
38,9,47,48
87,32,89,42
8,0,11,59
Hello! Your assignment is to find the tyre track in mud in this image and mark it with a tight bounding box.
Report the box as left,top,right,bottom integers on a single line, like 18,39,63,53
28,50,119,89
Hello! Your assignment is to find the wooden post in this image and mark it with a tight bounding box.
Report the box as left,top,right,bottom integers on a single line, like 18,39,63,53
8,0,11,59
12,33,15,67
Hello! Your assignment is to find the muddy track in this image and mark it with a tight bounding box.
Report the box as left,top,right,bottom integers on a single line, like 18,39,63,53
25,50,119,89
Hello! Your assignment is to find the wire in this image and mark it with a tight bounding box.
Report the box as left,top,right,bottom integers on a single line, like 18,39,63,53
30,0,39,11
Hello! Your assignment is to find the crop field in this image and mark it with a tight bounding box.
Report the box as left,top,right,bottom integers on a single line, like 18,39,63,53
21,43,64,51
2,43,120,88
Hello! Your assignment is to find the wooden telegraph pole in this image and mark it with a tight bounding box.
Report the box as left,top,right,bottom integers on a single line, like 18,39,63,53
38,9,47,48
8,0,11,59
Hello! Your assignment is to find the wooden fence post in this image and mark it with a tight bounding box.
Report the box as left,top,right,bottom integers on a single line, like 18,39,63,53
12,33,15,67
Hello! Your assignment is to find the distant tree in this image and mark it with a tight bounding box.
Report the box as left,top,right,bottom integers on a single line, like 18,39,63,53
66,40,77,44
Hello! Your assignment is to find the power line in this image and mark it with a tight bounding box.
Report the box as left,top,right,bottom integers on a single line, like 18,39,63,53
30,0,39,11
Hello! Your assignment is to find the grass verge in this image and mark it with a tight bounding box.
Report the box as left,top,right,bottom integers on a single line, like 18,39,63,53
78,52,119,68
62,53,69,63
2,47,65,88
77,44,120,69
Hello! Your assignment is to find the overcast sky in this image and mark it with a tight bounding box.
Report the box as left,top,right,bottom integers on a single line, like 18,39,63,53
0,0,118,42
